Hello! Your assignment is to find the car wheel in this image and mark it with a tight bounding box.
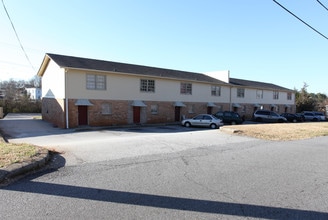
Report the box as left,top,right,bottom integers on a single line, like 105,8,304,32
210,123,217,129
231,121,236,125
313,118,318,122
184,122,191,127
292,119,297,123
255,117,262,122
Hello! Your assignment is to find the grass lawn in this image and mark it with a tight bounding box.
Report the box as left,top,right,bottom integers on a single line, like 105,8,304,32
225,122,328,141
0,138,41,168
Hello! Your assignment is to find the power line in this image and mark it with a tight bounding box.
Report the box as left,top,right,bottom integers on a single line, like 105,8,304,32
317,0,328,11
1,0,36,71
273,0,328,40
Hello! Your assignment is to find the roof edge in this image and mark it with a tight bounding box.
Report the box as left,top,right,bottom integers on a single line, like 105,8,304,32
37,54,51,77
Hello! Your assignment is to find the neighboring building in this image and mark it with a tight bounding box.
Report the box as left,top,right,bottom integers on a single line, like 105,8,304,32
37,53,295,128
26,87,42,100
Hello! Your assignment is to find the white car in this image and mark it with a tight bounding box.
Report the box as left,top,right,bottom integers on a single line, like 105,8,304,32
181,114,223,129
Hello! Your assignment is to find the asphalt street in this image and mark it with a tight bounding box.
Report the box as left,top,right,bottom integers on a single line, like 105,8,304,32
0,114,328,219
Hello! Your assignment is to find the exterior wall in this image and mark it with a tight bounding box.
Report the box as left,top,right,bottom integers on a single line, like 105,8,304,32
231,87,295,105
65,99,231,128
41,60,65,99
41,97,66,128
40,61,296,128
65,69,230,103
229,87,295,119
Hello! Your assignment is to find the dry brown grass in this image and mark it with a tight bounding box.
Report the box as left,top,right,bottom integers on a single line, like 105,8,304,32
225,122,328,141
0,138,41,168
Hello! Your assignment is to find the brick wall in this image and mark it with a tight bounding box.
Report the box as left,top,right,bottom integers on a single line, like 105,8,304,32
44,98,296,128
42,98,66,128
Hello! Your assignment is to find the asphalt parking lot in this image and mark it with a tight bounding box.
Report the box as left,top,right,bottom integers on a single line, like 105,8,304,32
1,113,257,166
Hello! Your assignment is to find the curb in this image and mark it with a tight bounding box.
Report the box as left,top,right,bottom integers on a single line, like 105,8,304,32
220,126,241,134
0,148,50,184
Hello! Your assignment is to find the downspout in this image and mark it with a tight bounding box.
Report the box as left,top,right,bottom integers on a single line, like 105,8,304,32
229,86,232,111
65,69,69,129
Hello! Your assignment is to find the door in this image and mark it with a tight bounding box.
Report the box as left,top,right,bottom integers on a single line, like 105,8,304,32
207,107,212,114
78,106,88,126
133,106,141,124
175,107,181,122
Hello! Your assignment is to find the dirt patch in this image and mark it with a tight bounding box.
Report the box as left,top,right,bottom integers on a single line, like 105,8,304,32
222,122,328,141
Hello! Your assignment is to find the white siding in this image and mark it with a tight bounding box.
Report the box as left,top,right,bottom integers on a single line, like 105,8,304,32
66,70,230,102
231,87,294,105
41,60,65,98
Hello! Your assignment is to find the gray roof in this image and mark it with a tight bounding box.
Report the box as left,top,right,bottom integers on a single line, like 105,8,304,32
229,78,292,91
44,53,292,91
46,53,227,85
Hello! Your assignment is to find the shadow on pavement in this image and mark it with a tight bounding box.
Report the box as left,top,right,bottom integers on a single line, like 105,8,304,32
3,179,327,219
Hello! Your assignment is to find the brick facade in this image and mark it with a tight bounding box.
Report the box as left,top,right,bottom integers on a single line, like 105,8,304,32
42,98,296,128
41,98,66,128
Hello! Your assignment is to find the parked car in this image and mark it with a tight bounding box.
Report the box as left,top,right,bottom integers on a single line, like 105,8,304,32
280,113,303,123
181,114,224,129
213,111,243,125
302,111,321,121
314,112,326,121
253,110,287,123
295,113,305,122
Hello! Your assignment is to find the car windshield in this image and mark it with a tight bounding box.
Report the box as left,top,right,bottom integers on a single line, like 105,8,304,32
232,113,240,118
212,115,219,120
271,112,279,117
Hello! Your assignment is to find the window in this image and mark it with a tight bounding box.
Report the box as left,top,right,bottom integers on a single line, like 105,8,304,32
188,105,195,113
273,91,279,99
140,79,155,92
256,90,263,99
180,82,192,95
101,103,112,115
150,104,158,114
86,74,106,90
287,92,292,100
211,86,221,96
237,88,245,98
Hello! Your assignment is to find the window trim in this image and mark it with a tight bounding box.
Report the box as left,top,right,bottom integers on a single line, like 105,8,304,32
256,89,263,99
211,85,221,96
180,82,192,95
273,90,279,100
237,88,245,98
86,74,106,90
140,79,155,93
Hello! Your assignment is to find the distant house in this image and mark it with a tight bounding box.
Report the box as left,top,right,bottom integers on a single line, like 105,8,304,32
25,87,42,100
37,53,295,128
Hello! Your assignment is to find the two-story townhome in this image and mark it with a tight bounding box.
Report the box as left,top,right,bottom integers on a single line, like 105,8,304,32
37,53,295,128
229,78,295,119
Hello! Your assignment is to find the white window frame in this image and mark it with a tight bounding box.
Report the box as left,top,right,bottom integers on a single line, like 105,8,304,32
140,79,155,92
150,104,158,115
273,91,279,100
101,103,112,115
256,90,263,99
287,92,292,100
237,88,245,98
86,74,106,90
211,86,221,96
180,82,192,95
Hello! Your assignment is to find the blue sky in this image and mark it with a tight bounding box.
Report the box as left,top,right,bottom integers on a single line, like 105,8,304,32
1,1,327,94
